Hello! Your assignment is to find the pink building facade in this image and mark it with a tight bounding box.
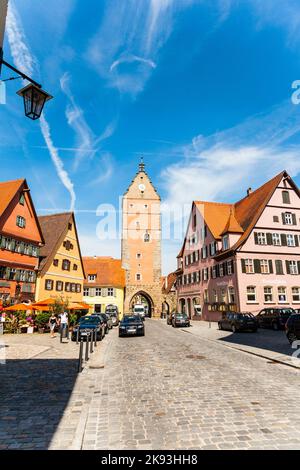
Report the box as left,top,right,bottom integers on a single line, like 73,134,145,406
176,171,300,321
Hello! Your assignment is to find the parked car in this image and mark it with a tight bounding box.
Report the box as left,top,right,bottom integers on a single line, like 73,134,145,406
218,312,258,333
256,308,295,330
167,312,175,325
91,313,112,333
119,314,145,337
172,313,190,328
71,315,104,341
285,313,300,344
105,305,119,326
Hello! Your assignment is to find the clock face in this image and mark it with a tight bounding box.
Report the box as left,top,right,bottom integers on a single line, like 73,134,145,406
139,183,146,192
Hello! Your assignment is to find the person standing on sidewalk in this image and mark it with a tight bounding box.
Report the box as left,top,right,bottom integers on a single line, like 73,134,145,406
59,311,69,340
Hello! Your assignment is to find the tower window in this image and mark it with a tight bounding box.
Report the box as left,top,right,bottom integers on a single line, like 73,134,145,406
136,273,142,281
136,253,142,259
144,232,150,242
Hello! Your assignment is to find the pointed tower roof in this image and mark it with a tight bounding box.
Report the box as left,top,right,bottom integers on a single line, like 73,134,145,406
221,208,244,236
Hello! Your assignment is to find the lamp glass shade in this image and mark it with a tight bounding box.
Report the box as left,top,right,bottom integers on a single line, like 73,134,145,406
17,84,53,120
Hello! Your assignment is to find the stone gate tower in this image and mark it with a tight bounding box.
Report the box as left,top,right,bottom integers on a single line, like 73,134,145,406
122,159,162,317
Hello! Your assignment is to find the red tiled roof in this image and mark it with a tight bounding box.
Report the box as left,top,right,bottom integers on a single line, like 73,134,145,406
0,179,24,217
179,170,291,257
83,257,125,288
162,272,177,294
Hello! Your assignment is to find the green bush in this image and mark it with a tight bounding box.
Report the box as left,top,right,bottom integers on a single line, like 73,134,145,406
35,312,51,328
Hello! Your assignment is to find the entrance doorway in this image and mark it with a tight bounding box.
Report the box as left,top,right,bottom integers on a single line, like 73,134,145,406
129,291,154,318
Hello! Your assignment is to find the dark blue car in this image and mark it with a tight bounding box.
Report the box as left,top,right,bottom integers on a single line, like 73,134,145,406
71,315,105,341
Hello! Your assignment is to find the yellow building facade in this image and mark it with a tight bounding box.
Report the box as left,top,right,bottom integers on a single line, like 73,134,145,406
82,257,125,318
35,213,85,303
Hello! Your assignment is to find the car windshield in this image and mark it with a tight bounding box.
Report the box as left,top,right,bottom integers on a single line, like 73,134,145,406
176,314,187,318
134,308,144,312
123,316,140,322
79,316,98,323
238,313,253,318
279,309,294,315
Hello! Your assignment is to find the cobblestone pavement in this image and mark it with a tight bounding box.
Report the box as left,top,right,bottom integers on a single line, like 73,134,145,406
181,320,300,369
1,322,300,450
80,320,300,450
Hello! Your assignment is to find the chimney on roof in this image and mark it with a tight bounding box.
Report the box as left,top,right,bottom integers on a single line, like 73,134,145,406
247,187,252,196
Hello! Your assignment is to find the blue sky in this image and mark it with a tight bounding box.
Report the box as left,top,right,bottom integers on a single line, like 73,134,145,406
2,0,300,274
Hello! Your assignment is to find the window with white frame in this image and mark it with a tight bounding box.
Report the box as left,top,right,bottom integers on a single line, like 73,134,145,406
227,260,232,275
88,274,96,282
108,288,114,296
287,234,296,247
228,287,235,303
245,259,254,274
95,288,101,296
210,242,216,255
278,286,287,303
257,232,267,245
260,260,269,274
83,288,89,296
212,266,217,279
264,286,273,303
284,212,293,225
204,289,209,303
272,233,281,246
203,268,208,281
289,261,298,275
222,235,229,251
16,215,26,228
220,288,227,303
213,289,218,302
292,287,300,302
247,286,256,302
219,264,224,277
202,246,207,259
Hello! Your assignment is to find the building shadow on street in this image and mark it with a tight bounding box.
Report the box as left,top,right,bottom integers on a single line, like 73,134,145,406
218,329,293,357
0,358,78,449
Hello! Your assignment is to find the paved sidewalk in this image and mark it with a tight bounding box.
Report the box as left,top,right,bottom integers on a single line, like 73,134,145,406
179,320,300,369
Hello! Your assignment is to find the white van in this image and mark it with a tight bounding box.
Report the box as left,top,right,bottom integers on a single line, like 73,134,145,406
133,304,146,319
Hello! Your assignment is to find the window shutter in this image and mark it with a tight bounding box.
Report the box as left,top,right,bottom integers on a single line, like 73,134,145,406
282,213,286,225
275,260,283,275
297,261,300,274
292,213,297,225
286,260,290,274
231,260,234,274
254,232,258,244
281,234,287,246
266,233,273,245
268,260,273,274
241,259,246,273
216,265,220,277
210,267,213,278
254,259,261,273
295,235,299,247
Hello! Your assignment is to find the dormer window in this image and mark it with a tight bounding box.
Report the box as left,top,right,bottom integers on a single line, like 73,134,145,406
88,274,96,282
222,235,229,251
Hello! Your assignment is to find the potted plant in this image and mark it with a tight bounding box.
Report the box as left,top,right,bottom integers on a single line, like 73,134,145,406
35,312,51,333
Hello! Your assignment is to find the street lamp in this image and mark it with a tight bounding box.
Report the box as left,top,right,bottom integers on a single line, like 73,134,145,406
0,56,53,120
17,84,52,120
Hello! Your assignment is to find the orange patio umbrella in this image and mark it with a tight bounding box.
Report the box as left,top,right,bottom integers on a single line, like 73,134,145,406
4,303,34,311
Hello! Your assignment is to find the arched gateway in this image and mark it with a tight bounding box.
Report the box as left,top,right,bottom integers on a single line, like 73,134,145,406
122,159,164,318
129,291,154,318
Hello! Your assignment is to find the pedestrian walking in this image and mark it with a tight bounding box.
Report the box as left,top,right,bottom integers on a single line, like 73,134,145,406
59,311,69,340
48,313,58,338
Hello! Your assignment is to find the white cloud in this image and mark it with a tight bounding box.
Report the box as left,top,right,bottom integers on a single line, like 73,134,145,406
6,1,76,211
86,0,196,96
162,100,300,206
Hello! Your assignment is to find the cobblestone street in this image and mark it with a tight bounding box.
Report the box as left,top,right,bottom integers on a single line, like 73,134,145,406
1,320,300,450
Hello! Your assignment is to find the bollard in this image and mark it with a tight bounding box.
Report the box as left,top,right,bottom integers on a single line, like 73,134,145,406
94,328,97,347
78,337,84,373
60,325,63,343
90,329,94,354
76,327,79,345
85,331,89,361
